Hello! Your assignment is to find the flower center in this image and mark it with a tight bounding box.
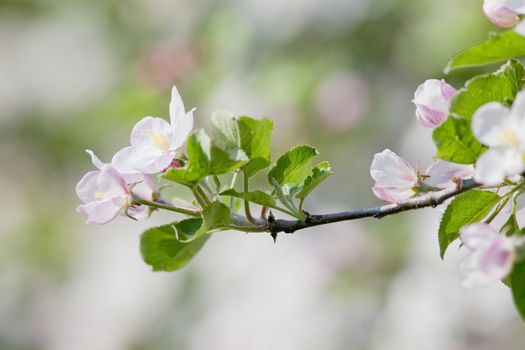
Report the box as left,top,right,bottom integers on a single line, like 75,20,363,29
500,129,520,148
94,191,104,199
145,130,170,151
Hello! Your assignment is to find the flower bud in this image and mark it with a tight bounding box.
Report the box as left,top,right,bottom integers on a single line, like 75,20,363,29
412,79,456,128
483,0,519,28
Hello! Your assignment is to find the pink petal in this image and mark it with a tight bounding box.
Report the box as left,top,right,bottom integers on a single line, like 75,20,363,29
483,0,519,27
424,160,474,188
97,166,128,199
372,186,414,202
478,237,515,280
113,145,173,174
412,79,454,128
460,223,499,251
75,170,100,203
370,149,417,188
76,198,124,224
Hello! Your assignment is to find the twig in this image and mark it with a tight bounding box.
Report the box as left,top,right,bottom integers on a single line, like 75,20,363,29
268,179,481,234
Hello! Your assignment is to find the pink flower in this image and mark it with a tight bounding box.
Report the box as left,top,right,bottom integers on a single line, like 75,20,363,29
483,0,519,28
370,149,418,202
371,151,475,203
423,160,474,189
471,91,525,185
459,223,517,287
76,150,154,224
113,86,194,174
412,79,456,128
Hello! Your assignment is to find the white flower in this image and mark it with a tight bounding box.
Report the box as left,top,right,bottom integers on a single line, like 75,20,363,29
113,86,194,174
412,79,456,128
472,91,525,185
459,223,516,288
483,0,520,28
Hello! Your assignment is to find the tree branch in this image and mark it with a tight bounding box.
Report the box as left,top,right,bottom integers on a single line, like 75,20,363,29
268,179,481,235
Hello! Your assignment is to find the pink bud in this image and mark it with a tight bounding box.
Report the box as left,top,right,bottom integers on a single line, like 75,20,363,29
370,149,418,203
483,0,519,28
412,79,456,128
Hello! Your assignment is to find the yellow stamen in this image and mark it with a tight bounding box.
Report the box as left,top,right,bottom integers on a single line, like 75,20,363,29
145,129,170,151
94,191,104,199
500,129,520,148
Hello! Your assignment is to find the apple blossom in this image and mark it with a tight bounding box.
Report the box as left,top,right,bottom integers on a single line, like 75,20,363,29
423,160,474,189
471,91,525,185
459,223,517,287
504,0,525,35
412,79,456,128
371,150,475,203
113,85,194,174
76,150,154,224
483,0,519,28
370,149,418,202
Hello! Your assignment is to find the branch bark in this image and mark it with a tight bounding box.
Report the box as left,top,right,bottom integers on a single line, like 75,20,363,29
268,179,481,235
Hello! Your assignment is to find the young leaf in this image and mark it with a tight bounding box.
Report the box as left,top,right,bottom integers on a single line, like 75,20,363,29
511,262,525,321
296,161,333,199
267,145,318,186
220,189,278,208
238,116,273,177
175,201,232,243
445,30,525,73
211,109,241,150
438,190,501,258
450,60,525,120
433,60,525,164
433,117,485,164
164,130,211,186
269,177,300,217
210,144,249,175
140,223,210,271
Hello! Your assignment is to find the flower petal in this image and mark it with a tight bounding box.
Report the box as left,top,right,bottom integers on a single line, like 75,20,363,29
483,0,519,27
76,198,124,225
97,166,128,199
474,147,524,185
114,145,173,174
424,160,474,188
516,19,525,35
478,237,515,280
460,251,498,288
505,0,525,13
171,109,194,150
472,102,512,147
130,116,172,148
169,85,186,126
75,170,100,203
460,223,499,251
85,149,105,169
370,149,417,188
372,186,414,202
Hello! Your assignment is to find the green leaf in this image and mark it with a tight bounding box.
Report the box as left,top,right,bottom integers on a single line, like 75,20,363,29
445,30,525,73
438,190,501,258
269,177,300,217
164,130,211,186
433,117,486,164
433,60,525,164
296,161,333,199
140,223,210,271
511,262,525,321
210,109,241,150
238,116,274,177
450,60,525,120
175,201,232,243
202,201,231,231
210,144,248,175
220,189,278,208
267,145,318,186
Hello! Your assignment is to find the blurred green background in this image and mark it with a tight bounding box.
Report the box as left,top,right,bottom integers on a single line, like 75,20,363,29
1,0,524,349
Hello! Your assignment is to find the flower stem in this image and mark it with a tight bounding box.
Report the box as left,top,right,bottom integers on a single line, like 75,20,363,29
132,197,201,217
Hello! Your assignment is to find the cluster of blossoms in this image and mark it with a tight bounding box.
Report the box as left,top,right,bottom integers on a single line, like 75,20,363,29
369,73,525,287
483,0,525,35
76,87,193,224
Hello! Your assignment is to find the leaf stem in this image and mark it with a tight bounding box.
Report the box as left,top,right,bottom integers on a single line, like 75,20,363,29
243,170,256,224
132,197,201,217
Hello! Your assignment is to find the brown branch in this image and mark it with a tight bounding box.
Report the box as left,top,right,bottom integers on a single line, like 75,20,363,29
268,179,481,235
